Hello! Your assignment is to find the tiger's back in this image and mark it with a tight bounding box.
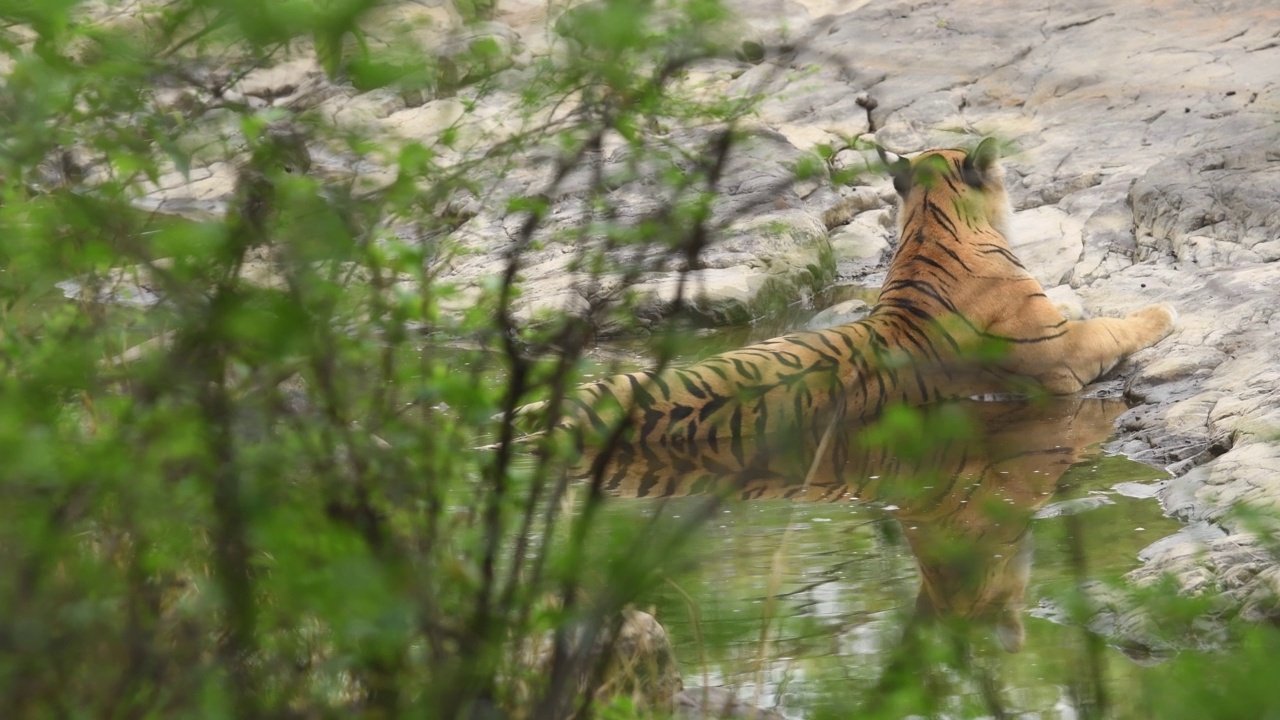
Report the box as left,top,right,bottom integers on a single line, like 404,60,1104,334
531,138,1175,444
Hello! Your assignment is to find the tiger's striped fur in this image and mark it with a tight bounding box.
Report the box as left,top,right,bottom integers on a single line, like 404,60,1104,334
529,138,1175,444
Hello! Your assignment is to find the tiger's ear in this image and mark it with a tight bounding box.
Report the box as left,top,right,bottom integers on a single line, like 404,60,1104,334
962,137,1000,187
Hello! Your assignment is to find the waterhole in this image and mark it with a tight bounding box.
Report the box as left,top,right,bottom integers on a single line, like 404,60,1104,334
577,306,1182,717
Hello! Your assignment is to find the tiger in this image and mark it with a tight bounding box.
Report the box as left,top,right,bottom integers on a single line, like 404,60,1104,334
519,137,1176,446
581,395,1130,652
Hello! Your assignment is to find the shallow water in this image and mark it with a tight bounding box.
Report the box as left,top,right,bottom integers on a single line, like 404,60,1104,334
590,407,1179,717
579,311,1183,718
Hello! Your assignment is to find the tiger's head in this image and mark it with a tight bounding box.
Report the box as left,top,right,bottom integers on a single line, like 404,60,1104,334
887,138,1013,241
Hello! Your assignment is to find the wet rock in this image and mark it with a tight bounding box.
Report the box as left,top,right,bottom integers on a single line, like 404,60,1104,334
1162,443,1280,525
1112,481,1168,500
526,608,683,714
1033,495,1115,519
807,298,870,330
676,686,785,720
821,186,888,229
434,21,524,88
595,608,684,712
1134,522,1229,566
1127,528,1280,629
828,214,892,277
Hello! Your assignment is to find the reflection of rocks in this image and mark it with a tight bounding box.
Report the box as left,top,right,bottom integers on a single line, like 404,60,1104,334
1030,521,1239,663
805,297,869,330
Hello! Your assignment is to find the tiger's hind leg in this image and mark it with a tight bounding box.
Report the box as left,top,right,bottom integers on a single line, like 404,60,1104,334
1011,303,1178,394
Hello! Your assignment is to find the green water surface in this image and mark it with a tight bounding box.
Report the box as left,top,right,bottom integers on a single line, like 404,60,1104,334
576,300,1185,718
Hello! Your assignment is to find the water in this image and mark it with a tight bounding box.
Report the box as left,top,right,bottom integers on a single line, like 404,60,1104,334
578,320,1182,718
591,404,1179,716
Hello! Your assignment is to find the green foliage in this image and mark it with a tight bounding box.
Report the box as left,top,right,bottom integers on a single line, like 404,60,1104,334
0,0,773,716
2,1,1279,719
861,401,974,460
1144,624,1280,719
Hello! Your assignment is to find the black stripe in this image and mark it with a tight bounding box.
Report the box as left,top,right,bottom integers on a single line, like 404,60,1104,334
913,254,959,282
569,396,609,435
981,329,1069,344
771,350,805,369
698,392,729,422
785,336,842,365
626,373,656,406
977,243,1025,267
674,370,707,399
700,360,730,381
730,357,762,382
753,394,769,436
910,366,928,399
814,332,846,360
926,200,960,237
832,328,861,353
930,240,973,274
686,368,720,397
729,407,744,466
642,370,671,400
793,386,810,423
881,280,959,314
639,407,664,440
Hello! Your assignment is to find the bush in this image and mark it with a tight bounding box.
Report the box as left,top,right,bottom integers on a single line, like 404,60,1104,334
0,0,771,716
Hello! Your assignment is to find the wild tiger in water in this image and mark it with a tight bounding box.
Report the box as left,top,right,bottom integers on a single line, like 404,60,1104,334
583,396,1128,653
518,138,1175,446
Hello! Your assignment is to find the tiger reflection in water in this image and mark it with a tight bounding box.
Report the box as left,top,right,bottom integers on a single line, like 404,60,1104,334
575,395,1126,653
